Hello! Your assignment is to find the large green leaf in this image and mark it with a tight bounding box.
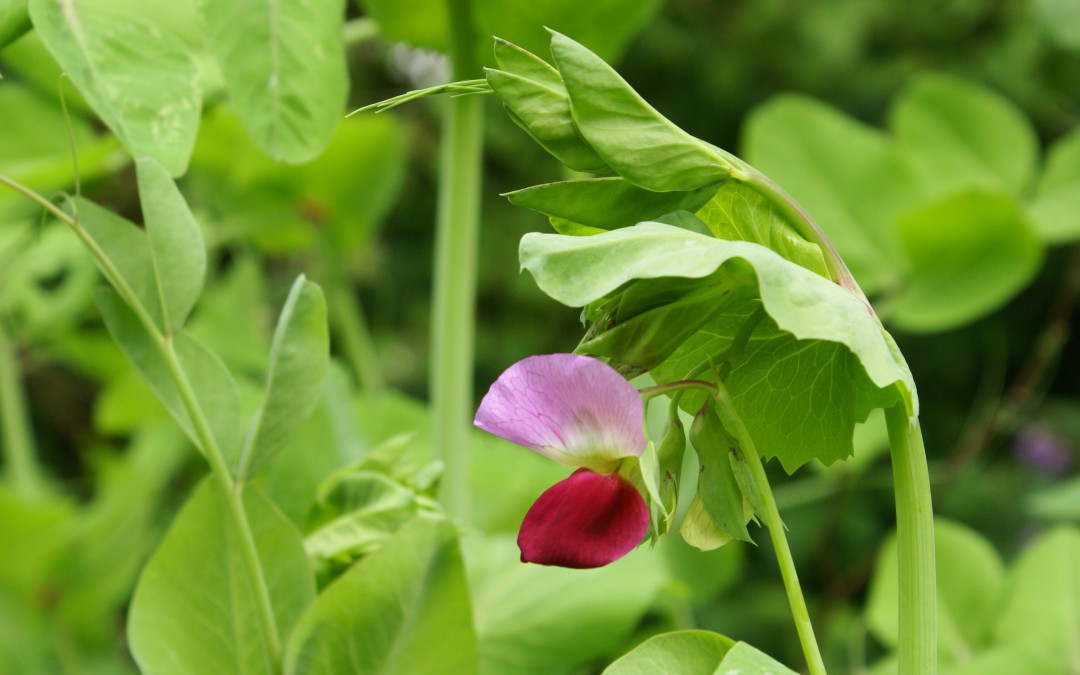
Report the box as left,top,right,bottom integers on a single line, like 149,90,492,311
520,222,915,471
1029,126,1080,243
136,156,206,333
95,288,242,462
742,94,916,293
549,31,732,192
285,515,477,675
197,0,348,163
28,0,201,175
866,519,1005,666
238,276,329,479
603,630,735,674
884,191,1043,332
128,479,315,675
466,534,666,675
891,74,1038,199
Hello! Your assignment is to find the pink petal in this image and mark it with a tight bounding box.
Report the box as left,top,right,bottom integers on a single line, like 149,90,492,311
474,354,645,471
518,469,650,569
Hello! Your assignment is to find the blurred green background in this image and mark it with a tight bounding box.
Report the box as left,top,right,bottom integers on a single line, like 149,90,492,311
2,0,1080,672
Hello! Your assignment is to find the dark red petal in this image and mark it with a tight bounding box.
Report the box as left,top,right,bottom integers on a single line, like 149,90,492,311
517,468,650,569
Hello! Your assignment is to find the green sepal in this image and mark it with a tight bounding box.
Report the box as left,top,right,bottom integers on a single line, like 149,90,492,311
689,405,753,543
655,415,686,535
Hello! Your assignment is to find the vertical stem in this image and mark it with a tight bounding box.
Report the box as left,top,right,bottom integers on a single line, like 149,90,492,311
431,0,483,519
0,324,45,496
0,175,282,669
710,383,827,675
885,404,937,675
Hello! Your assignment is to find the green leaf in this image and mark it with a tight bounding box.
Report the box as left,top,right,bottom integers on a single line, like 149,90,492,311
486,66,610,173
493,37,561,87
742,94,917,293
66,197,164,330
520,223,915,471
579,280,734,371
128,479,315,675
354,0,448,51
891,74,1038,199
285,515,478,675
690,407,752,542
95,288,242,462
696,182,830,279
603,630,735,674
136,156,206,333
714,641,800,674
866,519,1005,665
197,0,348,163
506,178,717,231
238,277,329,478
993,526,1080,670
466,534,666,675
885,191,1043,332
28,0,201,175
0,0,30,49
1029,127,1080,242
549,30,733,192
304,471,425,578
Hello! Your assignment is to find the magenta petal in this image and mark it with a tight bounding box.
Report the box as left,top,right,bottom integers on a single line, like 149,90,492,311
474,354,645,470
517,469,650,569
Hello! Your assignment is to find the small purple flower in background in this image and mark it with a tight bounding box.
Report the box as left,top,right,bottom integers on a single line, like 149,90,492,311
1014,426,1073,476
474,354,650,569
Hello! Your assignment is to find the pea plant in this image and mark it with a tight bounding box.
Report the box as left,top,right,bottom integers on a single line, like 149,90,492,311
4,1,1080,674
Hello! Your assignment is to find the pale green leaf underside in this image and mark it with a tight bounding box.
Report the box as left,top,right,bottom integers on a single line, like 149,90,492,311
520,223,915,470
128,479,314,675
198,0,348,163
29,0,200,176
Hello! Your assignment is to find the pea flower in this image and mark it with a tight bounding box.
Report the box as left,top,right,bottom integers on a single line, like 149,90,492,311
474,353,650,568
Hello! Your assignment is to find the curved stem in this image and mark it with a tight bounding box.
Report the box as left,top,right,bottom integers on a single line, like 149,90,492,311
885,404,937,675
742,170,868,306
710,381,828,675
0,174,283,668
431,0,484,519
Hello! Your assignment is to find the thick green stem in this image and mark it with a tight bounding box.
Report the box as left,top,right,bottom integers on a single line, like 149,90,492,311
711,382,828,675
0,174,283,669
431,0,483,519
885,404,937,674
0,324,45,496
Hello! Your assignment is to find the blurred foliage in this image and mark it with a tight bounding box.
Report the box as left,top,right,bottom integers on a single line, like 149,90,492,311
1,0,1079,673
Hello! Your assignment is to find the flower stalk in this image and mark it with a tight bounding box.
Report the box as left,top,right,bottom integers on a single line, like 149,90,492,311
431,0,484,520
